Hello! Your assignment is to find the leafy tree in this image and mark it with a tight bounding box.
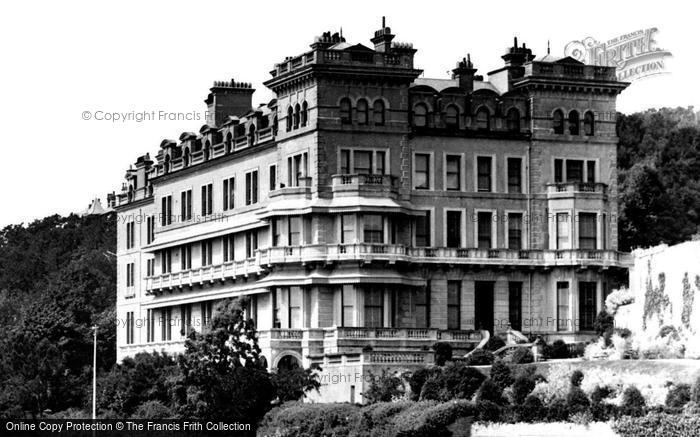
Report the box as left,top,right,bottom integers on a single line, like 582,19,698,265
271,367,321,403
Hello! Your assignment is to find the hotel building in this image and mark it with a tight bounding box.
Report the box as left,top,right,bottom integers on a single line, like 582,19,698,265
114,21,629,401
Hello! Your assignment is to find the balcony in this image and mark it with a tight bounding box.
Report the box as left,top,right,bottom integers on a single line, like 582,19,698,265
269,176,312,201
331,174,398,198
547,182,608,198
145,258,262,294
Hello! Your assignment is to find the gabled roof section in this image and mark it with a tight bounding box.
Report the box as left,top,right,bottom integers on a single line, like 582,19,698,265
554,56,584,65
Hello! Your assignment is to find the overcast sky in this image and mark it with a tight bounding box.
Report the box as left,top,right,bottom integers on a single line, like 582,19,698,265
0,0,697,227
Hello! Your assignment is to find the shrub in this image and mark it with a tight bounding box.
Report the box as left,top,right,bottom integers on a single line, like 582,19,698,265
621,386,646,417
424,363,486,401
432,342,453,366
546,397,569,421
612,412,700,437
570,370,584,387
133,400,174,419
464,349,494,366
590,385,615,404
392,400,476,437
272,367,321,402
484,336,506,352
489,359,512,390
566,386,590,415
512,375,536,405
605,287,635,315
349,401,412,437
516,395,546,423
691,376,700,404
363,370,405,404
658,325,679,339
594,310,615,344
406,367,441,401
510,348,533,365
475,379,505,405
476,400,502,422
665,384,691,409
549,339,570,359
258,402,361,437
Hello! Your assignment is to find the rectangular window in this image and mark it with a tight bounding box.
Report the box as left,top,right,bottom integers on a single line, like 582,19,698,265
126,262,134,287
447,280,461,330
579,282,597,331
245,231,258,258
556,213,570,249
146,216,155,244
289,287,302,329
146,309,154,343
578,213,597,250
477,156,492,192
554,159,564,183
601,213,607,250
180,245,192,270
183,189,193,221
223,235,235,262
161,195,172,226
200,301,213,327
126,222,135,249
364,287,384,328
340,150,351,174
414,153,430,189
201,184,213,216
126,311,134,344
341,214,355,244
557,282,570,331
272,219,282,247
587,161,596,183
180,304,192,337
507,213,523,250
160,250,171,274
566,160,584,183
354,150,372,175
245,171,259,205
161,308,172,341
477,212,493,249
415,283,431,328
363,214,384,244
341,286,354,327
288,216,301,245
507,157,522,193
415,211,431,247
508,282,522,331
445,155,461,190
223,177,235,211
288,153,307,187
446,210,462,248
269,165,277,191
201,240,212,266
376,151,386,175
146,258,155,277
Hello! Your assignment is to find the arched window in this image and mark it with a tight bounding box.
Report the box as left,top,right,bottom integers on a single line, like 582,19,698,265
506,108,520,132
553,109,564,134
568,110,580,135
203,141,211,160
584,111,595,136
357,99,368,125
475,107,490,130
293,104,300,129
183,148,190,167
301,101,308,127
373,99,385,126
225,133,232,153
413,103,428,127
248,124,256,146
339,98,352,124
272,116,278,136
286,106,293,132
444,105,459,129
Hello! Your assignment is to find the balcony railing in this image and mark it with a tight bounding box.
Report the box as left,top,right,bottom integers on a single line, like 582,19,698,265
547,182,608,196
324,327,484,342
331,174,398,197
145,257,262,293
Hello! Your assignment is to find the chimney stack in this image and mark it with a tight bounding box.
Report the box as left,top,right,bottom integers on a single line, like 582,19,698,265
452,54,478,93
370,16,395,52
204,79,255,128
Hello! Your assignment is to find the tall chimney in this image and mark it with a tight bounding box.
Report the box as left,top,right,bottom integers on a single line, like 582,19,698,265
370,16,395,52
452,54,477,93
204,79,255,128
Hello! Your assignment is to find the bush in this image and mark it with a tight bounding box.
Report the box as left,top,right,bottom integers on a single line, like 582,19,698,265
621,386,646,417
271,367,321,402
594,311,615,344
489,359,512,390
464,349,494,366
133,400,174,419
484,336,506,352
475,379,505,405
406,367,441,401
512,375,536,405
590,385,615,404
476,400,502,422
432,342,453,366
419,363,486,401
570,370,584,387
665,384,691,409
516,395,546,423
349,401,412,437
691,376,700,404
546,397,569,422
566,386,590,415
549,339,570,359
363,370,405,404
258,402,360,437
392,400,476,437
510,347,534,364
612,412,700,437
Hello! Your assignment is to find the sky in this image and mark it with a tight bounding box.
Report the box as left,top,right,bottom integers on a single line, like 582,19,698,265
0,0,697,227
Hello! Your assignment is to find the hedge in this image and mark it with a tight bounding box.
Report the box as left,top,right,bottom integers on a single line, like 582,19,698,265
612,412,700,437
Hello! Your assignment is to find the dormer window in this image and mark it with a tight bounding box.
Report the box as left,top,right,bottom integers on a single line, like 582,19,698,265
553,109,564,134
340,98,352,124
413,103,428,127
584,111,595,136
373,100,385,126
357,99,368,125
506,108,520,132
568,110,580,135
475,107,490,130
444,105,459,129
